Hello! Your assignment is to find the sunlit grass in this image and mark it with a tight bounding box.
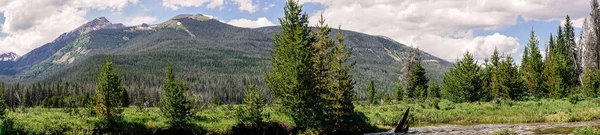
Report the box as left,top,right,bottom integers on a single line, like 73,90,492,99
4,99,600,134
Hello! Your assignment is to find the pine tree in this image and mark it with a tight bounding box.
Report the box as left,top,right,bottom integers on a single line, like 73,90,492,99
367,80,376,104
522,29,544,97
542,34,563,98
265,0,321,130
498,55,525,100
564,16,583,85
427,82,440,99
321,25,357,132
395,82,404,101
0,82,6,119
236,82,265,124
94,57,126,122
582,67,599,97
442,51,482,102
160,64,192,126
406,47,428,98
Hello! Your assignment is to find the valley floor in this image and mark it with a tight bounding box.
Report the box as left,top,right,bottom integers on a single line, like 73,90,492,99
4,99,600,134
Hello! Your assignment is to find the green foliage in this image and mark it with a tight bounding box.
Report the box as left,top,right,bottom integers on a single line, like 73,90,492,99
497,55,525,100
427,82,440,99
0,83,6,119
94,57,125,122
522,29,545,98
265,0,323,130
320,25,357,133
573,126,600,135
160,64,192,126
395,83,403,101
406,48,428,99
582,67,599,97
236,83,264,124
437,99,455,110
442,51,482,102
367,81,376,104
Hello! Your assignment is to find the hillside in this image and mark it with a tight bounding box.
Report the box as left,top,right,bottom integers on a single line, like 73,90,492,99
0,14,452,101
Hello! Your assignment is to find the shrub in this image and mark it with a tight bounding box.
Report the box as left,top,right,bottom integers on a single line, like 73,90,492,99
572,126,600,135
438,99,455,110
494,128,516,135
568,94,586,104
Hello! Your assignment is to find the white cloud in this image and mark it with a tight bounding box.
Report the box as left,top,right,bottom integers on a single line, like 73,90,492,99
162,0,224,10
300,0,590,61
227,17,275,28
0,0,137,55
561,17,586,28
233,0,257,13
262,3,275,11
123,16,158,26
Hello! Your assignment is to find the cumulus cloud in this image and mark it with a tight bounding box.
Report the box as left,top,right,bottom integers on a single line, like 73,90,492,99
227,17,274,28
162,0,224,10
123,16,158,26
232,0,258,13
0,0,137,55
300,0,589,61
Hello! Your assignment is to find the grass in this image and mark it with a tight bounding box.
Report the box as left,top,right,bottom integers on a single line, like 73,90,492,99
356,98,600,129
3,99,600,134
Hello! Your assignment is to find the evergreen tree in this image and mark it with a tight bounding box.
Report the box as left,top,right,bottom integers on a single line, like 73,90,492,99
0,82,6,119
236,82,265,124
563,16,583,85
582,67,599,97
427,82,440,99
542,34,562,98
498,55,525,100
442,51,482,102
265,0,321,130
321,25,357,132
406,47,428,98
395,82,404,101
522,29,544,98
94,57,126,122
160,64,192,126
367,80,376,104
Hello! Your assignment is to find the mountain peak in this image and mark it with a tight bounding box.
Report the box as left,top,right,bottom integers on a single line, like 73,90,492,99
0,52,20,61
72,17,125,35
170,14,211,21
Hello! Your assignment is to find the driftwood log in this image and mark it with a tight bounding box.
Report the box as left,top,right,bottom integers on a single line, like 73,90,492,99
393,107,410,133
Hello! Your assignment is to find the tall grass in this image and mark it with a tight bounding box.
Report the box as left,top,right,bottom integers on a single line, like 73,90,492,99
3,99,600,134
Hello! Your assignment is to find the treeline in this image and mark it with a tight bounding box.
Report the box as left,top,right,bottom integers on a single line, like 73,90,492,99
437,1,600,102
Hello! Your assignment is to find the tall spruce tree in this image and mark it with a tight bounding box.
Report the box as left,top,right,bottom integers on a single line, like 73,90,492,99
498,55,525,100
160,64,192,126
442,51,482,102
0,82,6,119
564,16,583,86
367,81,376,104
94,57,126,122
522,29,544,97
542,34,562,98
321,25,357,132
265,0,321,130
406,47,428,98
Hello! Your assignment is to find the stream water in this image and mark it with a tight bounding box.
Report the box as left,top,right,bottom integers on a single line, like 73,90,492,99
366,120,600,135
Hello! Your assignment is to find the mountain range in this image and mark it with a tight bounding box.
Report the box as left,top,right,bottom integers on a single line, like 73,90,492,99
0,14,452,94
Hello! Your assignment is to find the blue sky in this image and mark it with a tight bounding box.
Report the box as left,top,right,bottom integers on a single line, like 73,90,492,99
0,0,592,64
